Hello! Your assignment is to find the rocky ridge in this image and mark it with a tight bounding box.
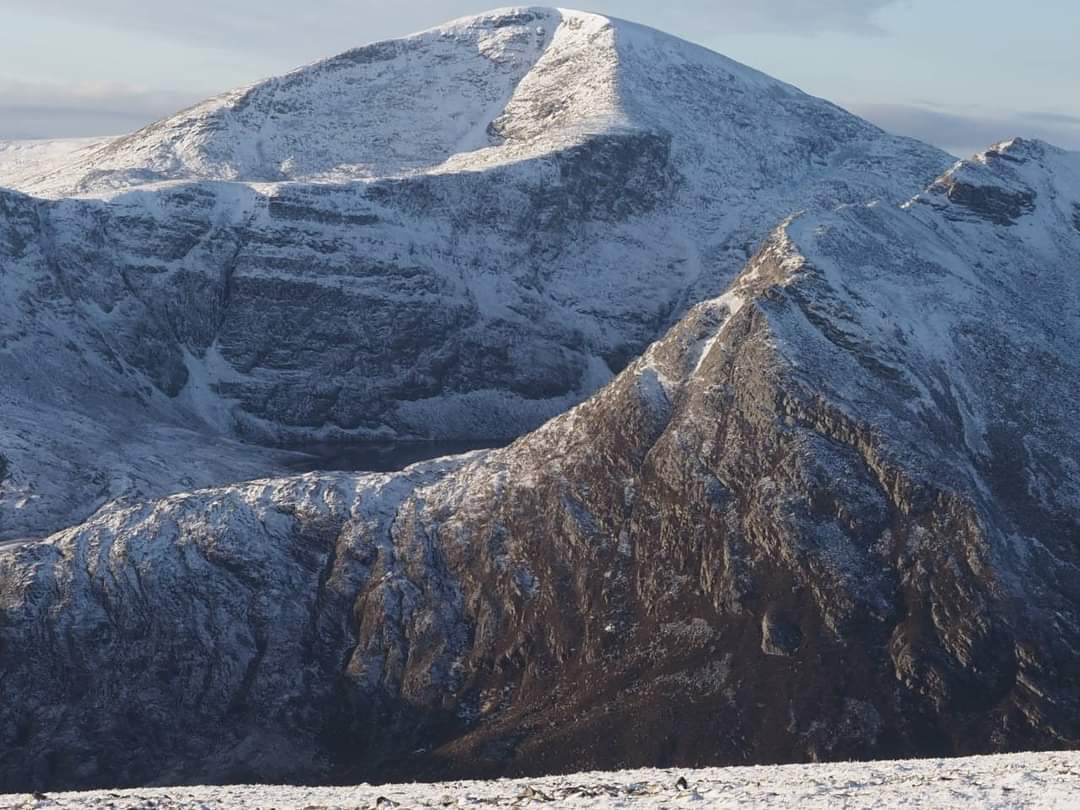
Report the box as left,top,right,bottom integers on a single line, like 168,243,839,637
1,137,1077,791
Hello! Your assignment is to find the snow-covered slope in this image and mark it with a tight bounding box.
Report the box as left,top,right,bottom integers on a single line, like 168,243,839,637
0,8,951,540
6,8,935,198
0,137,111,190
1,138,1077,792
775,137,1080,541
4,752,1078,809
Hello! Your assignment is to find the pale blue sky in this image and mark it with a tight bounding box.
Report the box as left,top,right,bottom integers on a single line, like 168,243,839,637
2,1,1078,156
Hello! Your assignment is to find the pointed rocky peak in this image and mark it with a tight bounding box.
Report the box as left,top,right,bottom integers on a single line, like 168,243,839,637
918,136,1080,226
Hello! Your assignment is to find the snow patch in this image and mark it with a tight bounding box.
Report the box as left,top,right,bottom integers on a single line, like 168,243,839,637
6,751,1078,809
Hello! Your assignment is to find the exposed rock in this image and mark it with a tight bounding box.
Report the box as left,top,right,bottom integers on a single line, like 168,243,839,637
938,178,1035,225
760,611,802,657
922,137,1043,225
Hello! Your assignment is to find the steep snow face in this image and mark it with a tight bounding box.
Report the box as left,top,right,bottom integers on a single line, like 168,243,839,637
1,141,1077,792
0,8,952,540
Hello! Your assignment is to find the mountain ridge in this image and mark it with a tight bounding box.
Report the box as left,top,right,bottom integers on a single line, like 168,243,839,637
1,135,1077,790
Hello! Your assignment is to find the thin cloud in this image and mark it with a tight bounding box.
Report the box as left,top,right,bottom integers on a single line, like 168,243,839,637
851,101,1080,158
1026,110,1080,126
694,0,904,34
0,1,914,140
0,79,198,139
4,1,909,58
0,0,474,55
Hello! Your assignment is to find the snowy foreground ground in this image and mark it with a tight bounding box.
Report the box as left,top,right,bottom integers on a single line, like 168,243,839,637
3,752,1078,809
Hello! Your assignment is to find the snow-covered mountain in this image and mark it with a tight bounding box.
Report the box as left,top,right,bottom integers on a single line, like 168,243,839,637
6,9,939,198
1,132,1077,791
0,7,950,540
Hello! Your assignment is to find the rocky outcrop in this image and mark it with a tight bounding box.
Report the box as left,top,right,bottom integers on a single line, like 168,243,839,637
2,141,1077,792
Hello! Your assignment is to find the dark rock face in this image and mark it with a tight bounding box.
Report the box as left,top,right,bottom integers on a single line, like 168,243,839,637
939,178,1035,225
761,611,803,657
1,142,1077,793
204,130,681,439
923,138,1047,226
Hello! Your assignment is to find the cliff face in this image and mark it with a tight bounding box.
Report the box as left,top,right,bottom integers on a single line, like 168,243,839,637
2,137,1077,792
0,8,948,540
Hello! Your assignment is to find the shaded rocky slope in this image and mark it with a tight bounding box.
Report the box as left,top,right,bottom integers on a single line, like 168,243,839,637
0,7,949,540
1,139,1077,792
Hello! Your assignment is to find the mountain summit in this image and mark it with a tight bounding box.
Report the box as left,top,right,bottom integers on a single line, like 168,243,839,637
6,8,938,196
